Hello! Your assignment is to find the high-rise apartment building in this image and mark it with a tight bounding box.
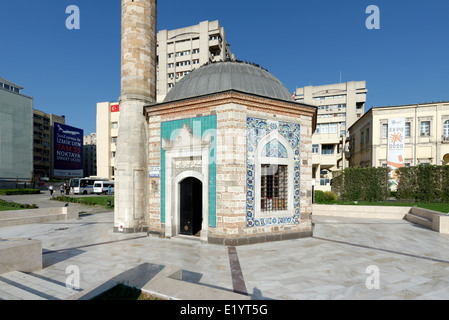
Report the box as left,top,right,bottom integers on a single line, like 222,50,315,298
294,81,367,190
32,109,65,179
157,20,235,102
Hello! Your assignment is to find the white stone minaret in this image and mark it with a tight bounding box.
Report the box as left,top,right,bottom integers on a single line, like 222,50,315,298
114,0,156,233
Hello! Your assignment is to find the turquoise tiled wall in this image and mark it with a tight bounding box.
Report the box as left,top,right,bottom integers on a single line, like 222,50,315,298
160,115,217,227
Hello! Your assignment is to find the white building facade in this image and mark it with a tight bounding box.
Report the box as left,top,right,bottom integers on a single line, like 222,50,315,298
294,81,367,191
157,20,235,102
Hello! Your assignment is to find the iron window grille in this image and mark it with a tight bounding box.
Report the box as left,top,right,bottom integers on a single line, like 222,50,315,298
261,164,287,212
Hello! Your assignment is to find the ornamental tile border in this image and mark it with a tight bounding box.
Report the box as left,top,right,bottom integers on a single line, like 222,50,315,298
246,117,301,228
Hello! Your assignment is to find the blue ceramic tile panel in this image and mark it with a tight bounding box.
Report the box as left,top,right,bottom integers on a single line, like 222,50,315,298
246,117,301,227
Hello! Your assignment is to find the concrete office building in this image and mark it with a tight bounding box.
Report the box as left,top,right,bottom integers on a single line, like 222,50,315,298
347,101,449,168
294,81,367,191
157,20,235,102
32,109,65,179
0,78,33,182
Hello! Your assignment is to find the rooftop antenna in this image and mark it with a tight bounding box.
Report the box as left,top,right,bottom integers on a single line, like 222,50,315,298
339,71,342,83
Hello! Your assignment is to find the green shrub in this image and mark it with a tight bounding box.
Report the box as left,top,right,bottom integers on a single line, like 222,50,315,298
51,196,114,208
0,189,40,195
323,191,337,203
314,190,325,204
314,190,337,204
0,199,38,209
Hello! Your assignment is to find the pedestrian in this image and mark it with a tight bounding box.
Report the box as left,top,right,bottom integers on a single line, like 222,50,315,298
107,185,111,196
70,187,74,196
48,185,54,196
60,185,64,195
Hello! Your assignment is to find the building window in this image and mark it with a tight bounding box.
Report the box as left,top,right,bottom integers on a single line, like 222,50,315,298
176,50,190,57
320,169,331,186
329,123,338,134
176,60,190,67
420,121,430,136
312,144,319,154
260,164,287,212
444,120,449,138
321,124,329,134
321,144,334,155
405,122,411,138
382,124,388,139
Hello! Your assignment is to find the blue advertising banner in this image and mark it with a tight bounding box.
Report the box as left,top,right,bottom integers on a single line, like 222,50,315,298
54,122,84,177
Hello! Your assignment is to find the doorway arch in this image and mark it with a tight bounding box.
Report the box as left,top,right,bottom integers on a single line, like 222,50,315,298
443,154,449,166
179,177,203,236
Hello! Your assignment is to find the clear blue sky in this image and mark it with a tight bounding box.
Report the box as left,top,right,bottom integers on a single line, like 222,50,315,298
1,0,448,135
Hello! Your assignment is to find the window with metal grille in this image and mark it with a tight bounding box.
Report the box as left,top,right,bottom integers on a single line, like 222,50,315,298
261,164,287,212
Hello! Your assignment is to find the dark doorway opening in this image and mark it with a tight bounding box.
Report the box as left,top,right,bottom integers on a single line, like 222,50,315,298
180,177,202,236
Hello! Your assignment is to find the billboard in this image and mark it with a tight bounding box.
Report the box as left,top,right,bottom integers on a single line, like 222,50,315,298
387,118,405,188
54,122,84,177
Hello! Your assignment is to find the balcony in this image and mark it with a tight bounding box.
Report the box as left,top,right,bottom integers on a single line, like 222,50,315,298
209,35,222,51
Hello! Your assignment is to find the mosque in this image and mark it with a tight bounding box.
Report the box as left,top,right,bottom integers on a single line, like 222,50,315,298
114,0,317,246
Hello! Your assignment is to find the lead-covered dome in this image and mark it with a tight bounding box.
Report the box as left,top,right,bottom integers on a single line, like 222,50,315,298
163,61,293,103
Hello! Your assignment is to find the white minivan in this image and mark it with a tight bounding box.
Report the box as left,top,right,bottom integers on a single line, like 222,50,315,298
93,181,115,195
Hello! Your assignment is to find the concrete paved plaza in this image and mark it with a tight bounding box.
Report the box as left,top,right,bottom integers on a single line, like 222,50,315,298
2,192,449,300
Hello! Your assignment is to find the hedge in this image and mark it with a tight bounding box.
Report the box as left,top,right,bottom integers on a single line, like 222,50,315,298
331,167,390,202
0,189,41,195
396,164,449,203
0,199,38,209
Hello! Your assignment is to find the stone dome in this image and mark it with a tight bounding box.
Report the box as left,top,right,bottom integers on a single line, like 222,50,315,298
163,61,293,103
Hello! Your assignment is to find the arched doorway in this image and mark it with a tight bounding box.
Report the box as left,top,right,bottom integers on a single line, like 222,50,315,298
443,154,449,166
179,177,203,236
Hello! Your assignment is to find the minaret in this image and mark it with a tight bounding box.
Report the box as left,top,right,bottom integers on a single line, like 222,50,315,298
114,0,157,233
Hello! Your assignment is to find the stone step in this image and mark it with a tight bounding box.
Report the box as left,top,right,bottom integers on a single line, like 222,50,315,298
0,271,80,300
405,212,433,230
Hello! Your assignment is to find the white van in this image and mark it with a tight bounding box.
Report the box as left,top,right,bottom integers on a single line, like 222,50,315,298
93,181,115,195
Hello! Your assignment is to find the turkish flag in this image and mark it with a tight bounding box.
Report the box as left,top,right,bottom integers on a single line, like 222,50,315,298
111,104,120,112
